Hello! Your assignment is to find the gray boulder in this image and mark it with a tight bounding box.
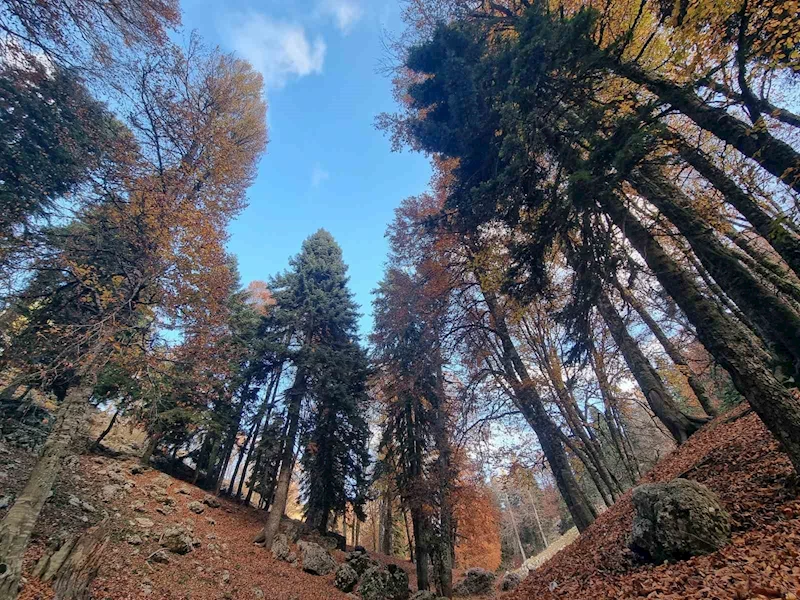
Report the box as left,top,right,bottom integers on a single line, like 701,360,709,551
453,568,495,596
334,564,359,593
187,500,205,514
501,571,523,591
358,565,409,600
298,540,337,576
630,478,731,564
271,533,292,561
347,551,380,576
202,494,221,508
160,525,195,554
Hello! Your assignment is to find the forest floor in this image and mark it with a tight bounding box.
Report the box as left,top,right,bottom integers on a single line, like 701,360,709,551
506,403,800,600
0,412,418,600
3,402,799,600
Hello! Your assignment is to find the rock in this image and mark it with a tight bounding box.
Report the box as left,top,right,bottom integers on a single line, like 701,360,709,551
156,505,174,516
202,494,221,508
385,565,410,600
453,568,495,596
177,487,191,495
206,517,216,526
0,495,10,510
629,478,731,564
252,587,265,600
131,501,147,513
409,592,442,600
135,517,155,529
346,552,380,576
221,570,230,584
187,501,205,514
150,550,170,564
271,534,293,562
298,531,339,552
353,545,367,554
298,541,337,576
127,534,143,545
102,484,122,502
334,564,359,593
160,525,195,554
501,571,524,591
359,566,409,600
131,464,146,475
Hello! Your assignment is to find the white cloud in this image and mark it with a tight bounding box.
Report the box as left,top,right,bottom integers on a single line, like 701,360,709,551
224,13,326,89
318,0,363,34
311,164,330,187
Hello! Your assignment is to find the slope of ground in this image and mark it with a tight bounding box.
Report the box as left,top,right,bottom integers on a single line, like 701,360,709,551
507,404,800,600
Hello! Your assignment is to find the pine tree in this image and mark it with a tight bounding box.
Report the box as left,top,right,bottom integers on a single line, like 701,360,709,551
257,230,371,546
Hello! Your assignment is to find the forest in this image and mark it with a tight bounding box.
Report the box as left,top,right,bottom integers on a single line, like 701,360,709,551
0,0,799,599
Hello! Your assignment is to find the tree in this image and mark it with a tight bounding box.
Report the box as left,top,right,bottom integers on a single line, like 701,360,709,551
256,230,371,547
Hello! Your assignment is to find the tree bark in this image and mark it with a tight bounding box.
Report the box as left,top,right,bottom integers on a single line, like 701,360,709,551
431,361,453,598
255,365,305,548
673,137,800,278
596,290,705,443
630,166,800,373
601,191,800,473
0,386,90,600
381,485,393,556
608,58,800,195
615,281,717,416
505,493,527,563
482,290,597,531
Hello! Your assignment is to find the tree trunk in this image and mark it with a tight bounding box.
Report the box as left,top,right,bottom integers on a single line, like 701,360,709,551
90,410,118,452
255,366,305,548
411,509,430,591
615,281,717,416
431,362,453,598
601,191,800,473
630,166,800,373
481,290,597,531
140,430,162,467
506,493,527,563
0,386,89,600
527,489,548,550
609,58,800,195
673,137,800,278
52,519,110,600
381,487,393,556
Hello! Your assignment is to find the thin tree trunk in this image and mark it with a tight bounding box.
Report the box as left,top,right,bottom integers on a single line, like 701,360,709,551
609,58,800,195
402,508,414,563
0,386,90,600
630,166,800,373
381,486,393,556
673,137,800,278
597,290,705,443
431,361,453,598
255,366,305,548
615,281,717,416
481,290,597,531
505,493,527,563
527,489,548,550
601,191,800,473
90,410,118,452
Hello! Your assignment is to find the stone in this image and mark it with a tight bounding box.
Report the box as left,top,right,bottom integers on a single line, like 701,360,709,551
127,534,143,545
271,534,292,562
346,552,380,576
187,501,205,514
156,506,174,516
177,487,192,495
252,587,264,600
102,484,122,502
334,564,358,593
131,501,147,513
221,570,230,583
359,566,410,600
298,540,337,576
501,571,523,591
160,525,195,554
453,568,495,596
130,464,146,475
135,517,155,529
409,592,441,600
205,517,216,526
202,494,221,508
150,550,170,564
0,496,10,510
629,478,731,564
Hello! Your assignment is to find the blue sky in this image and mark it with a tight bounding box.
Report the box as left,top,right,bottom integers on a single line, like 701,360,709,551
179,0,432,336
